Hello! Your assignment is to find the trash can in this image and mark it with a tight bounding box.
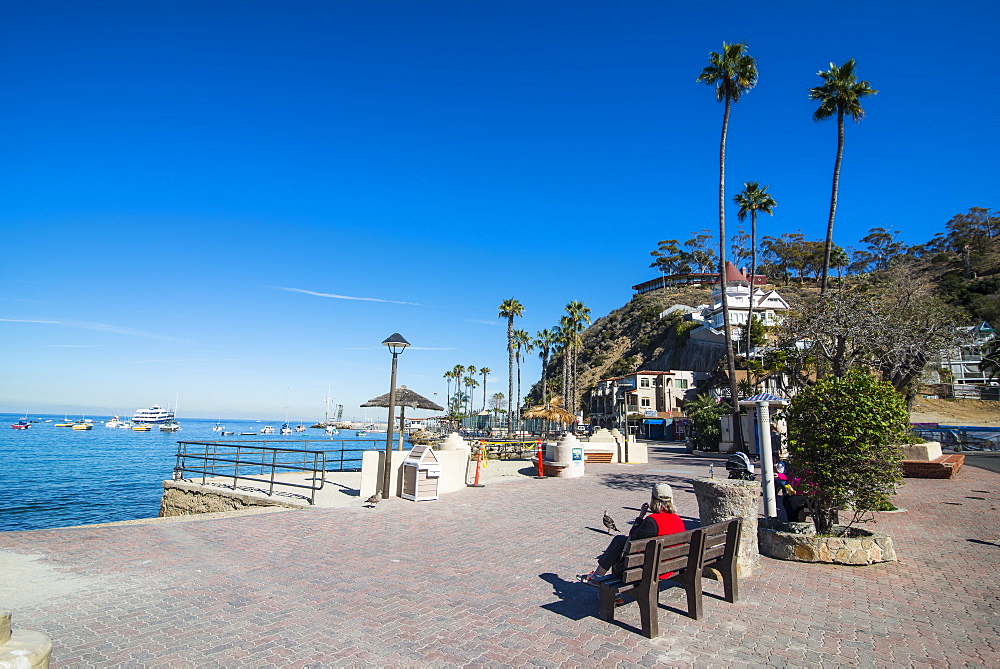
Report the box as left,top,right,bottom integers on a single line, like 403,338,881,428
401,444,442,501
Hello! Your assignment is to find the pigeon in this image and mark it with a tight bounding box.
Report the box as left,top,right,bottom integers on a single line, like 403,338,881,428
365,491,382,508
602,510,620,534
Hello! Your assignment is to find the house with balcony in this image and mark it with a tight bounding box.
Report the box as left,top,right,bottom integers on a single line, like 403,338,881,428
688,262,789,347
588,369,705,432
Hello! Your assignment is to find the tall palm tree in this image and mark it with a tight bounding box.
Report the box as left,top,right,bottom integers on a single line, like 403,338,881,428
734,181,778,357
697,41,758,451
564,301,591,417
442,370,454,410
464,376,479,415
809,58,878,295
466,364,478,412
478,367,492,411
513,329,533,430
533,329,555,403
451,365,466,417
555,317,572,406
498,299,524,434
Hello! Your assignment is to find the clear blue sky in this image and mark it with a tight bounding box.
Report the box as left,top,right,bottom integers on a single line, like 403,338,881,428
1,0,996,420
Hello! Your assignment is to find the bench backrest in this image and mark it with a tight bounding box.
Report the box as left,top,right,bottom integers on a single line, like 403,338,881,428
612,518,741,584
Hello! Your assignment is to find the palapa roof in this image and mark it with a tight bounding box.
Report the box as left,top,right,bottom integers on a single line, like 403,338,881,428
360,385,444,411
523,396,576,424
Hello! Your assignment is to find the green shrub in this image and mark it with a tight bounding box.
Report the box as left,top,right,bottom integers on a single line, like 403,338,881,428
685,394,729,451
782,370,907,535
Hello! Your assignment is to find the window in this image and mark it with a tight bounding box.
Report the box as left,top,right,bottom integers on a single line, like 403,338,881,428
676,378,689,389
641,397,651,407
640,378,650,388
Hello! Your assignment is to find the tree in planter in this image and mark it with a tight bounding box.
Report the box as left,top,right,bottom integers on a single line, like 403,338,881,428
685,394,730,451
782,370,907,535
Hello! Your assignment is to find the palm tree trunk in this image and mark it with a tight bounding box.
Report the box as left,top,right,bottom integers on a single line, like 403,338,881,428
746,209,758,358
718,95,744,451
821,108,845,295
481,372,488,412
507,318,515,435
516,353,522,435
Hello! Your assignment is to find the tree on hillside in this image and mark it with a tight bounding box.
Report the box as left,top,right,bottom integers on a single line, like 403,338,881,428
777,269,965,400
498,299,524,432
734,181,777,355
809,58,878,294
649,239,691,275
683,230,718,273
698,41,758,451
979,338,1000,381
729,227,752,271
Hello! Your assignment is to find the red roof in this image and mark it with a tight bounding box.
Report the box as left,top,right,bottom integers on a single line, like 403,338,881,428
716,261,748,284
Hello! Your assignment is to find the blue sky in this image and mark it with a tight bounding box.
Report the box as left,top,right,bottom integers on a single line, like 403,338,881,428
1,0,996,420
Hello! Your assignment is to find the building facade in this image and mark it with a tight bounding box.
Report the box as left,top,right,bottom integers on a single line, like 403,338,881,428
588,369,704,428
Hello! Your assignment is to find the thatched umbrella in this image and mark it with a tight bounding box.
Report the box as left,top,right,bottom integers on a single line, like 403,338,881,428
361,386,444,450
523,396,576,442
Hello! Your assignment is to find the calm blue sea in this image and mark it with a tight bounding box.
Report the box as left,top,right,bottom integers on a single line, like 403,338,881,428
0,413,391,532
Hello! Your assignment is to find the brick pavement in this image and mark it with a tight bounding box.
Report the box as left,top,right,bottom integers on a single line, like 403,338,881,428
2,443,998,667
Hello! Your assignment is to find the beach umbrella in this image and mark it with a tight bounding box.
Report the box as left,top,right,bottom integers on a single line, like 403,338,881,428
523,396,576,441
361,386,444,450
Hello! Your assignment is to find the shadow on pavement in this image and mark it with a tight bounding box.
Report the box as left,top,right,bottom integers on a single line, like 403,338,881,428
538,572,598,621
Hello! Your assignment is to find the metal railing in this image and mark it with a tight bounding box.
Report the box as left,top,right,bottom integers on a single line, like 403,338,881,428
173,439,383,504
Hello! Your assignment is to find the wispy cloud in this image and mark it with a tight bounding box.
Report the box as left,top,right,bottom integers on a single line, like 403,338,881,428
1,318,59,324
1,318,192,343
271,286,421,306
464,319,499,326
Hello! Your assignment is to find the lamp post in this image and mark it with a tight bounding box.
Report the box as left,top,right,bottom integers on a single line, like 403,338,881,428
381,333,410,499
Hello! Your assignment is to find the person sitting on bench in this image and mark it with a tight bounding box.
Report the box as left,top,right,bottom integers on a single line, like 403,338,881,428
578,483,686,587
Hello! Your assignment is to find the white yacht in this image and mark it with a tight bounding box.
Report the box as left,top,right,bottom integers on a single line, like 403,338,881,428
132,405,176,424
260,425,275,435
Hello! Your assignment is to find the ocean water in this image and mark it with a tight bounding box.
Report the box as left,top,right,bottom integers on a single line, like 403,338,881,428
0,413,391,532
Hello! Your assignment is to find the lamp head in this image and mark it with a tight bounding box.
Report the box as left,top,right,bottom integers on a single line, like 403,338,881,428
382,332,410,355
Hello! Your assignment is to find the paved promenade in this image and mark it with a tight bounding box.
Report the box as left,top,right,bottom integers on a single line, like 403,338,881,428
2,444,998,667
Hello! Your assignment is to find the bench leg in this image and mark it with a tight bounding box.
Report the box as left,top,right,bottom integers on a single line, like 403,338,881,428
598,584,618,623
638,579,660,639
721,562,739,603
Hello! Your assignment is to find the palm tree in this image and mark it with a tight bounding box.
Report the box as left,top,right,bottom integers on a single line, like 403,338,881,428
466,364,478,413
564,301,591,417
734,181,777,357
479,367,492,411
697,41,758,451
533,329,556,403
513,329,533,431
451,365,466,417
555,317,572,406
442,370,454,410
464,376,479,416
498,299,524,434
809,58,878,294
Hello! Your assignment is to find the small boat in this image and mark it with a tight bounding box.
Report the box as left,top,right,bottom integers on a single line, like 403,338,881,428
295,423,306,433
220,430,234,436
325,424,339,436
212,423,223,432
160,420,181,432
279,423,293,435
55,416,74,427
105,415,123,428
132,424,151,431
11,420,30,430
239,431,257,436
72,422,93,430
355,430,367,437
118,421,132,429
260,425,275,435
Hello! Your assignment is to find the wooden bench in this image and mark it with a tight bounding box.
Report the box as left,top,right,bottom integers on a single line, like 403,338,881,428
595,517,742,638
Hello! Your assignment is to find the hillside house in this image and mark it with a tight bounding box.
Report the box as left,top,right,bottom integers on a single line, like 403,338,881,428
588,369,705,429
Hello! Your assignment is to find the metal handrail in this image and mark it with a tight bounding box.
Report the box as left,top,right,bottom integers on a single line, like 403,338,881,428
173,439,384,504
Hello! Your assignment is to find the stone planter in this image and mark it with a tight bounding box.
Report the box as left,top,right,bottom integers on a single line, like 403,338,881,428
691,477,760,577
758,521,896,565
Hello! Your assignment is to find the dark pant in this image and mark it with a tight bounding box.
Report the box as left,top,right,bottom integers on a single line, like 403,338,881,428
598,534,628,570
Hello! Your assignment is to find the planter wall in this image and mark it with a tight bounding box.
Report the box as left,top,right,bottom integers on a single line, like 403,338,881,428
758,522,896,565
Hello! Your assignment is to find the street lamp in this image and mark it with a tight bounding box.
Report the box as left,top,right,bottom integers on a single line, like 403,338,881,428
381,332,410,499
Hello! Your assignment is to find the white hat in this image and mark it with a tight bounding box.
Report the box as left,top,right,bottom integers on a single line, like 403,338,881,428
652,483,673,501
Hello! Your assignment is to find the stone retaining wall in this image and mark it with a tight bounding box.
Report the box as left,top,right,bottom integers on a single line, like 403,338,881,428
759,523,896,565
